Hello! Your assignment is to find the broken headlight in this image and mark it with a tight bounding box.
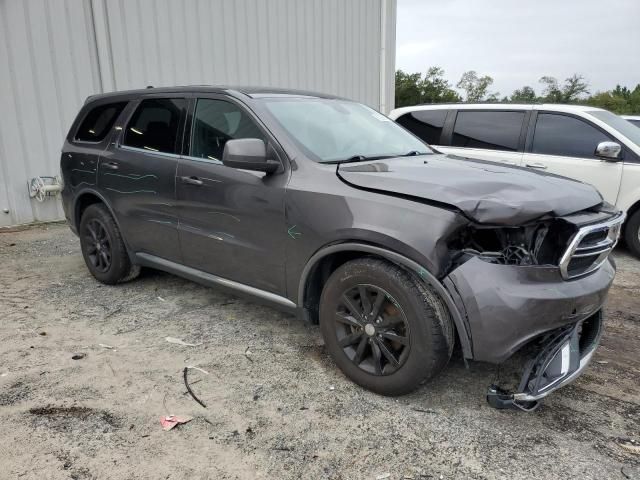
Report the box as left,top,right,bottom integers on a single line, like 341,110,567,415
450,221,574,267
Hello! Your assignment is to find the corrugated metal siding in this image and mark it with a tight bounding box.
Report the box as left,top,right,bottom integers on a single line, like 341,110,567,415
102,0,388,106
0,0,396,226
0,0,101,226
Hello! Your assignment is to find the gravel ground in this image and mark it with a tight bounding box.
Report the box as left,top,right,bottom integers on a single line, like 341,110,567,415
1,223,639,480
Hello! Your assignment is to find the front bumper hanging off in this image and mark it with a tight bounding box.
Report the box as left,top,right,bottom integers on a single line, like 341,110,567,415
486,311,603,411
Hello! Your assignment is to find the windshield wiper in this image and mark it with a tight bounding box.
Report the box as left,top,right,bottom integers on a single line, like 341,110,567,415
399,150,429,157
323,151,430,165
323,154,395,165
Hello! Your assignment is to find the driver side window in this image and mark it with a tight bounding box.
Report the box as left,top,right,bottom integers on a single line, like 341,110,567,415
190,99,265,163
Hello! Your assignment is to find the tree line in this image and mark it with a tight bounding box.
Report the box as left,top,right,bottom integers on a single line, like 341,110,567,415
395,67,640,114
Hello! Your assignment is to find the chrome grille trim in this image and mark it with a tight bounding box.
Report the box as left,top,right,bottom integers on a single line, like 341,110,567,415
559,212,626,280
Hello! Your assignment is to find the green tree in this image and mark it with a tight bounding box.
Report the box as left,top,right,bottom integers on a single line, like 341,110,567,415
456,70,495,102
421,67,461,103
539,74,589,102
586,91,630,114
395,70,424,107
394,67,461,107
510,86,537,103
584,84,640,114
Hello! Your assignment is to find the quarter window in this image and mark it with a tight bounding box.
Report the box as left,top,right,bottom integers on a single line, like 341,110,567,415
75,102,127,142
190,99,265,162
396,110,448,145
532,114,613,158
452,111,525,152
123,98,186,154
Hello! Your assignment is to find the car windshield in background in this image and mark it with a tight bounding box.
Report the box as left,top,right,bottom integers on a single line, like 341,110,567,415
590,110,640,146
261,98,432,163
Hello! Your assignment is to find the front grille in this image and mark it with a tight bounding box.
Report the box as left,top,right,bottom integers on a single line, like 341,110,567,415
559,213,625,280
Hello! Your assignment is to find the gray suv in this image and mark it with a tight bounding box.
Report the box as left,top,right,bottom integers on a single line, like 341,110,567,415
60,87,625,410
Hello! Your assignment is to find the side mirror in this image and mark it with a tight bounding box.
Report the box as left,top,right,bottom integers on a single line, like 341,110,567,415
595,141,622,161
222,138,280,173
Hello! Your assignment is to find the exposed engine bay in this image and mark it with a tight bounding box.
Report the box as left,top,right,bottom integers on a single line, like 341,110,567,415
449,218,576,268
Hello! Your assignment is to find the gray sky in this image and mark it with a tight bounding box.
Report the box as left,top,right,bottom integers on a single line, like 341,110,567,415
396,0,640,98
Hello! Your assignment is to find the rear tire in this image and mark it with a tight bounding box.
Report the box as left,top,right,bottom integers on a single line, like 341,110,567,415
319,258,454,396
79,204,139,284
625,210,640,259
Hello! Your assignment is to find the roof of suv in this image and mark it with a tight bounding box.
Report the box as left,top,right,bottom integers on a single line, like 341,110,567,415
86,85,343,103
389,103,607,119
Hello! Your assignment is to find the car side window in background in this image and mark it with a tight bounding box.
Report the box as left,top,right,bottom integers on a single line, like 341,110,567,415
123,98,186,154
75,102,127,142
396,110,448,144
190,99,265,162
452,111,525,152
532,114,611,158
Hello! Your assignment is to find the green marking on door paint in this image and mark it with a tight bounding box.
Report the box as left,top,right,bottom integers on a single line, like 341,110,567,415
288,225,302,239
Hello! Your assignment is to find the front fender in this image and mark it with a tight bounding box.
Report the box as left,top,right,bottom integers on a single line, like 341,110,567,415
297,242,473,359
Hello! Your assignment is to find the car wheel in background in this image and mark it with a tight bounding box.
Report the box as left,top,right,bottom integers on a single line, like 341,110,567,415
625,210,640,258
319,258,454,396
79,204,140,284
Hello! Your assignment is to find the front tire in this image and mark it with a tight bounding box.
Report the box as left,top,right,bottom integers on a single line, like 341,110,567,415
625,210,640,259
319,258,454,396
79,204,140,284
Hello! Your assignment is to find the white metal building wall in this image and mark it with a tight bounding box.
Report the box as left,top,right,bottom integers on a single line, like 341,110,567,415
0,0,396,227
0,0,102,226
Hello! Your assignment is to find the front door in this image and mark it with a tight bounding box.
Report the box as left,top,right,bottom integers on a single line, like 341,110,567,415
176,96,288,295
521,112,623,204
99,97,187,262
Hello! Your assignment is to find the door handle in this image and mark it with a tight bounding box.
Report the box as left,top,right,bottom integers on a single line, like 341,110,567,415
180,175,204,186
525,162,548,170
103,161,119,170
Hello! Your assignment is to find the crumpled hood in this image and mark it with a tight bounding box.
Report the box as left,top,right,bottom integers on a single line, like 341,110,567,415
337,154,603,225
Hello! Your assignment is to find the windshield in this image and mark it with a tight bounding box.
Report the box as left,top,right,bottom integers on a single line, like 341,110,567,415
589,110,640,147
260,98,432,162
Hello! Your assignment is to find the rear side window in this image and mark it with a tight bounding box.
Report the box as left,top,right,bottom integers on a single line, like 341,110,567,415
190,99,265,162
396,110,448,144
452,111,525,152
123,98,186,154
75,102,127,142
532,114,611,159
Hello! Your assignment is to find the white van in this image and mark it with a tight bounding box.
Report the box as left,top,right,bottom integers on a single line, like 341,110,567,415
389,104,640,257
622,115,640,127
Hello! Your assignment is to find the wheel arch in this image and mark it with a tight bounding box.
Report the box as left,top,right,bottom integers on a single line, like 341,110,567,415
297,242,473,358
73,188,135,263
624,198,640,224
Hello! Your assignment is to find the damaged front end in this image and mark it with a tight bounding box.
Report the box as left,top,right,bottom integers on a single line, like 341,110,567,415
487,311,602,411
448,217,574,269
442,209,625,410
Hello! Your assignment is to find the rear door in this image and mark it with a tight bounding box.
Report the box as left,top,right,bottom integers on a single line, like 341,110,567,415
438,109,528,165
99,96,187,262
522,111,623,204
175,95,288,295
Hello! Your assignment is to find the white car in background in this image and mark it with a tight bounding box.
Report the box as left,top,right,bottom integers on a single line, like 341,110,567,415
622,115,640,127
389,104,640,257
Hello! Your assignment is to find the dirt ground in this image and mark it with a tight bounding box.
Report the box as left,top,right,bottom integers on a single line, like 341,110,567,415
1,223,638,480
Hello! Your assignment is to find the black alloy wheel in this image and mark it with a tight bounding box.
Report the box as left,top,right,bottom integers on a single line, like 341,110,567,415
319,258,454,396
83,218,112,273
335,284,410,376
79,203,140,284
